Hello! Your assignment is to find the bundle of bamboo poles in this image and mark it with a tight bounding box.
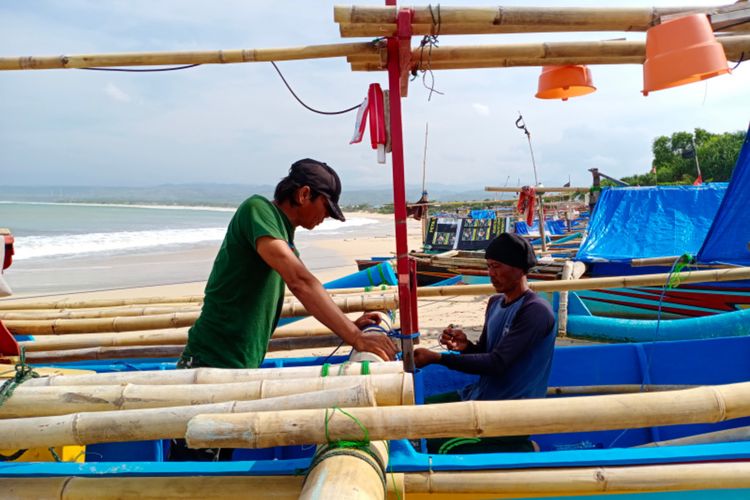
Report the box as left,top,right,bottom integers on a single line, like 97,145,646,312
0,372,414,418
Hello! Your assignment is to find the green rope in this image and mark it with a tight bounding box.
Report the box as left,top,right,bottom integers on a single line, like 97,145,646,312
320,363,330,377
360,360,371,375
437,437,482,455
668,253,695,289
0,348,42,462
0,347,39,409
324,406,370,448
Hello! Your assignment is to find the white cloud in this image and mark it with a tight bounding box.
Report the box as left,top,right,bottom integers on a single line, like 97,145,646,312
104,83,130,103
472,103,490,116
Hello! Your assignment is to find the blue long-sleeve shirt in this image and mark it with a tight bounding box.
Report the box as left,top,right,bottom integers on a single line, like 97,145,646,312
438,289,556,400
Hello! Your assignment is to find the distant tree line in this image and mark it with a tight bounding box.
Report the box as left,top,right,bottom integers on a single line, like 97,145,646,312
617,128,745,186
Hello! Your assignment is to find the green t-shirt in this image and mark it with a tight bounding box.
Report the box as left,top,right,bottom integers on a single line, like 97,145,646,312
183,195,296,368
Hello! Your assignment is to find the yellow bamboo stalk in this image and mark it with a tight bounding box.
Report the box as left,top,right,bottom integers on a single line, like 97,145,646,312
0,386,375,449
3,462,749,500
299,441,389,500
0,305,199,320
17,322,382,351
4,294,397,334
334,5,743,32
19,334,347,363
547,384,696,396
185,382,750,448
23,360,403,387
417,266,750,297
0,42,380,71
3,373,413,418
352,56,644,71
402,463,750,496
638,424,750,447
0,296,202,311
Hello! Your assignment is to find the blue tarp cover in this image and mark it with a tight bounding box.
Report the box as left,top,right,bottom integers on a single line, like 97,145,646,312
698,127,750,266
576,184,727,263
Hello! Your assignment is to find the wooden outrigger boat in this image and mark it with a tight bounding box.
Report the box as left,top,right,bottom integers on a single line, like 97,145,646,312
2,1,750,498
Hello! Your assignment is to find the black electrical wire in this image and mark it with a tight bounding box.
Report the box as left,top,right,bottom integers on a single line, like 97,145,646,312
270,61,361,115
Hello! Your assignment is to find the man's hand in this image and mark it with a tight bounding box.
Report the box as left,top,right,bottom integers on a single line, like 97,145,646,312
440,327,469,352
354,312,382,330
414,348,441,368
353,332,399,361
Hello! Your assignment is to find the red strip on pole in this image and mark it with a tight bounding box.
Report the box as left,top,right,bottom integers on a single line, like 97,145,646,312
386,7,417,373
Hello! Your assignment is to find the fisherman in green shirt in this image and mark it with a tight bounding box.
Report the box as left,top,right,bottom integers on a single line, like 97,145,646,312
180,158,398,369
171,159,398,461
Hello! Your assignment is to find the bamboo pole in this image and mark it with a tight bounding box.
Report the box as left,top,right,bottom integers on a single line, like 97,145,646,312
556,260,574,337
416,266,750,297
299,440,390,500
185,381,750,448
334,5,747,33
0,386,375,449
19,334,347,363
638,425,750,447
0,305,199,321
547,384,696,396
4,294,397,335
3,462,750,500
402,463,750,496
0,42,380,71
0,296,203,311
2,373,414,418
22,360,404,387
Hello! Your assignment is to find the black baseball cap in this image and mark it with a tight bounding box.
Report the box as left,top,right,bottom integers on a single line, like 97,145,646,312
485,233,537,272
289,158,345,222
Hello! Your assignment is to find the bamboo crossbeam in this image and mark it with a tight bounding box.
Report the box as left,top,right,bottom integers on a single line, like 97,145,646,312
334,5,746,35
352,57,640,72
4,294,397,335
351,35,750,70
0,304,199,320
23,360,404,387
487,185,602,193
0,42,380,71
18,334,347,363
17,321,382,352
417,266,750,297
0,386,375,449
638,425,750,447
4,462,750,499
401,463,750,496
547,384,696,396
6,267,747,337
2,373,413,418
185,381,750,448
0,296,203,311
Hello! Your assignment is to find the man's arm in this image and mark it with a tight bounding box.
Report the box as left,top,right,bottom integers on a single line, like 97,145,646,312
439,301,553,376
256,236,397,361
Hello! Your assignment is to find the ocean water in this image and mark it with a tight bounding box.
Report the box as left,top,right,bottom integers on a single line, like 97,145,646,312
0,201,383,295
1,201,379,261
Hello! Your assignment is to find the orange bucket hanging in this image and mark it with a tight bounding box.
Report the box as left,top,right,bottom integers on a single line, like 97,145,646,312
642,14,729,96
535,65,596,101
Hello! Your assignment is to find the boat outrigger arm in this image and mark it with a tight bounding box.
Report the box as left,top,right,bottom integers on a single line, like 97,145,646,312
3,2,749,372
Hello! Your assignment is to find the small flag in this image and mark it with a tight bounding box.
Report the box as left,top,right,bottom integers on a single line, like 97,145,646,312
693,175,703,186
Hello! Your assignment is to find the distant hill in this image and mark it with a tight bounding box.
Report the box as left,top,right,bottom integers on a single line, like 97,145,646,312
2,184,510,209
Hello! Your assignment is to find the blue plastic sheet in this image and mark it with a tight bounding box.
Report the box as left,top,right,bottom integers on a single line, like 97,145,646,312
698,127,750,265
576,184,727,263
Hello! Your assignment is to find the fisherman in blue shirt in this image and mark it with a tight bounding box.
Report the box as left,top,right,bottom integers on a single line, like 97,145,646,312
414,232,556,453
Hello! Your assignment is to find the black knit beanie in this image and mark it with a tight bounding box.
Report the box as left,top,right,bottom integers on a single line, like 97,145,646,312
484,233,537,272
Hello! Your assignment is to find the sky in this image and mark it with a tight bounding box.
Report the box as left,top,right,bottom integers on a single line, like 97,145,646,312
0,0,748,192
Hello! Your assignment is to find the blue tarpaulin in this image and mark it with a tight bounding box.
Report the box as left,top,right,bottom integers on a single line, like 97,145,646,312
698,127,750,266
576,184,727,264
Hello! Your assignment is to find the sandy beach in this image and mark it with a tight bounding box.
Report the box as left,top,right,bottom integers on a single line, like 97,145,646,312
1,211,491,359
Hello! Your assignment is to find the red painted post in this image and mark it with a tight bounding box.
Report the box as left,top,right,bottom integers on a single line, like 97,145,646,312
386,7,417,372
